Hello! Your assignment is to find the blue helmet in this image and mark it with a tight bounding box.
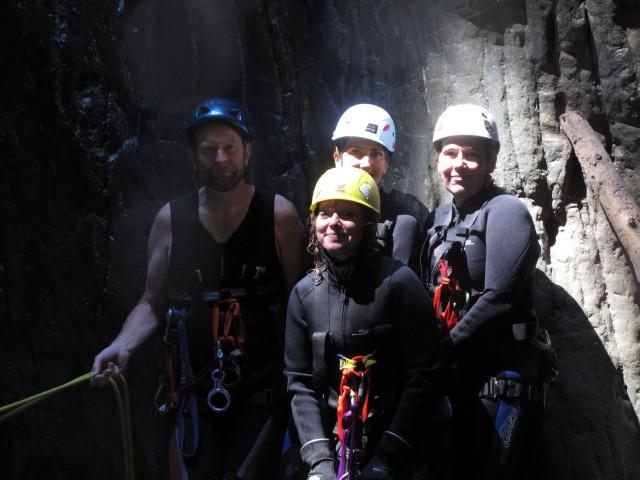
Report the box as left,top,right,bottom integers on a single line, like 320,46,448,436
184,98,253,140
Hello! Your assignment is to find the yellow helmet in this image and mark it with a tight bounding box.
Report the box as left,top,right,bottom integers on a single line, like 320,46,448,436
310,167,380,215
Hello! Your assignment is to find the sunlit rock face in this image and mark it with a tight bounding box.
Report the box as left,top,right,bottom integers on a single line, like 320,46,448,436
1,1,639,478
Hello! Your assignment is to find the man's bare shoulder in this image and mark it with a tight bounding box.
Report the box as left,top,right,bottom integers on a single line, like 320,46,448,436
155,202,172,224
273,194,304,238
274,193,300,218
146,202,173,245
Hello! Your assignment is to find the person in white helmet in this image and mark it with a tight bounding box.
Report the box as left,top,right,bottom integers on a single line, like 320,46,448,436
419,104,558,479
332,104,427,273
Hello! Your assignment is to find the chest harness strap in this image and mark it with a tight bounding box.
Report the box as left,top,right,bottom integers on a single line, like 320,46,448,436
425,204,486,331
337,353,376,480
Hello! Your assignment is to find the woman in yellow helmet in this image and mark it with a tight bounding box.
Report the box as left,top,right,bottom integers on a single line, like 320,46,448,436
284,167,446,480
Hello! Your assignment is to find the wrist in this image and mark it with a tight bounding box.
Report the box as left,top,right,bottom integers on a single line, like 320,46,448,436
300,438,333,467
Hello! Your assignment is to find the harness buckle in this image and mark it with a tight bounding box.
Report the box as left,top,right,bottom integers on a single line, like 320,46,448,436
488,376,499,398
480,377,541,403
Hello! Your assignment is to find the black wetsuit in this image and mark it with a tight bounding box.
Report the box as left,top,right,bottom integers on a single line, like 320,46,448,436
378,188,428,272
285,253,441,474
165,187,288,480
420,183,556,479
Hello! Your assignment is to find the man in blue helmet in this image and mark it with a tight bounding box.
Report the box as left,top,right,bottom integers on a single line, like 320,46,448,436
91,98,304,480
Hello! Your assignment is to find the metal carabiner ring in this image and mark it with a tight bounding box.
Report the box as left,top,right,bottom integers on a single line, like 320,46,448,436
207,369,231,412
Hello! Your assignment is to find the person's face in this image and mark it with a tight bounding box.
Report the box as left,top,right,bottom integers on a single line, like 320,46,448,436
334,137,389,184
437,136,496,206
192,123,251,192
315,199,366,262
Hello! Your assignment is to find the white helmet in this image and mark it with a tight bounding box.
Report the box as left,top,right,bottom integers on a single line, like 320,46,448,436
332,104,396,153
432,104,500,153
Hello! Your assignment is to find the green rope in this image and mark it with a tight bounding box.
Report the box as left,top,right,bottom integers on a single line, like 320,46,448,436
109,376,135,480
0,372,135,479
0,373,93,421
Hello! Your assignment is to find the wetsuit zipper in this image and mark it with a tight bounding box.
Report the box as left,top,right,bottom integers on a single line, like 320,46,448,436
340,286,348,346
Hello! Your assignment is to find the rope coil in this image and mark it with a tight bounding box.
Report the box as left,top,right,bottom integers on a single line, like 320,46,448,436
0,373,135,480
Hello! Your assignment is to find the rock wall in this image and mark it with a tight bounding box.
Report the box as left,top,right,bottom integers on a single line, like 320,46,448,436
1,0,639,478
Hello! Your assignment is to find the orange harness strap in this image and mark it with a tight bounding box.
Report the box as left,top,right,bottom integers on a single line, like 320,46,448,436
212,298,246,357
336,354,375,443
433,259,463,330
162,333,179,411
433,258,484,332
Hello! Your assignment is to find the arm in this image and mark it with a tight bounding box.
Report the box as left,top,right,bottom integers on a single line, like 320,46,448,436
449,197,540,348
90,203,172,386
274,194,305,293
284,282,335,469
383,189,428,271
386,265,441,442
362,265,441,479
391,214,419,267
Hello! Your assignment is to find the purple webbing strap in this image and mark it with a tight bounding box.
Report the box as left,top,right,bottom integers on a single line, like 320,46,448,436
177,317,200,458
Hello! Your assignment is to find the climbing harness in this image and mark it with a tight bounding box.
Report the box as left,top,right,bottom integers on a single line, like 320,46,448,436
157,293,246,409
156,291,249,457
0,373,135,480
422,204,486,331
336,353,376,480
423,200,558,402
157,283,287,461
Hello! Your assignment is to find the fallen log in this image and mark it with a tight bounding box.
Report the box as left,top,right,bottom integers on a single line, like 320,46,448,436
560,111,640,282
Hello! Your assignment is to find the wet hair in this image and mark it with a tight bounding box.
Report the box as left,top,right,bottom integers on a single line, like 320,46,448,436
306,206,379,282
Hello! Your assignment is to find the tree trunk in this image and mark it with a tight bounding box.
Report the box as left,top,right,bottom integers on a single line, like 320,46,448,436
560,111,640,280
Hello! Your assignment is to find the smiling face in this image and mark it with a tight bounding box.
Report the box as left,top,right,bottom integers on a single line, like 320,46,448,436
192,123,251,192
315,199,366,261
437,135,497,206
334,137,390,184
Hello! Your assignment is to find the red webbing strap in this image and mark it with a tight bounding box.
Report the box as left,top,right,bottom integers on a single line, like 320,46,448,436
337,355,372,443
162,334,179,411
433,259,462,330
212,298,246,356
